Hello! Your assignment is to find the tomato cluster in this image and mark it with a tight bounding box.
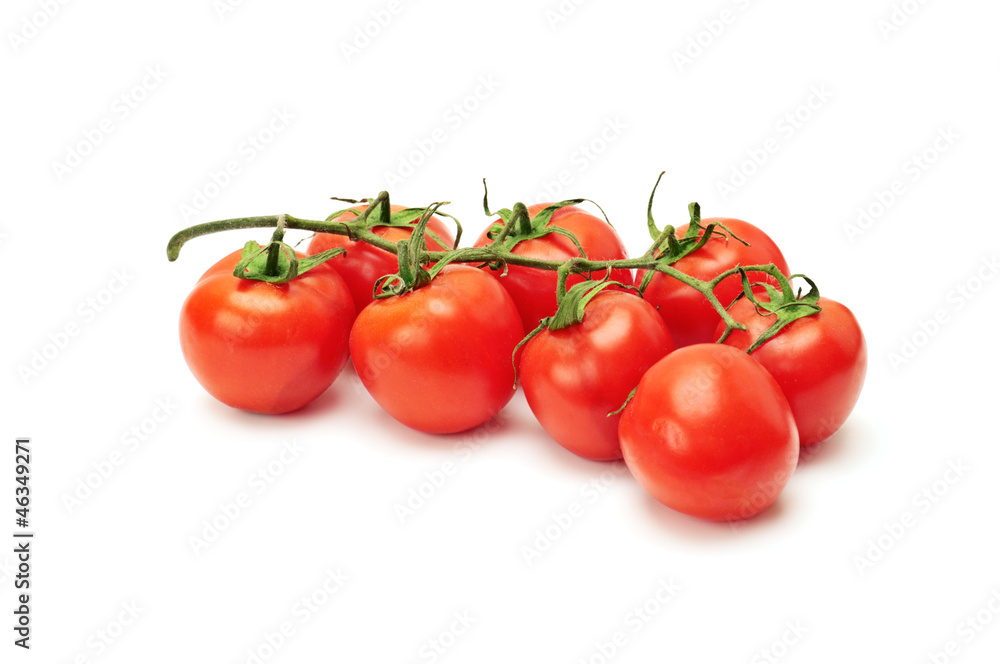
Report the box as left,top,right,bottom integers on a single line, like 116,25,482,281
171,184,867,523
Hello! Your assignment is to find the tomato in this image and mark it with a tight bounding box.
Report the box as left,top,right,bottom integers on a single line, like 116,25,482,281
179,248,355,414
717,295,867,446
519,291,675,461
474,204,633,332
308,204,455,314
639,219,789,347
619,344,798,520
349,265,523,434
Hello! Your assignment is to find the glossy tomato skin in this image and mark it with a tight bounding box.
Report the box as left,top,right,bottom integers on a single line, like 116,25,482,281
520,292,675,461
638,219,788,348
474,204,633,332
619,344,799,520
349,265,523,434
308,204,455,314
717,296,867,446
180,249,356,414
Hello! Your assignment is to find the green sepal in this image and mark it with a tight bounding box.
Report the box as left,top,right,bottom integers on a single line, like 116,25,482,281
640,174,752,295
482,180,613,258
508,277,636,386
232,240,345,284
510,320,549,387
731,269,823,352
325,197,462,250
547,278,635,331
608,386,638,417
371,202,448,299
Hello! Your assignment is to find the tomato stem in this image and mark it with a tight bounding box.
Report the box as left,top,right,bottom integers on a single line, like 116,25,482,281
165,191,821,342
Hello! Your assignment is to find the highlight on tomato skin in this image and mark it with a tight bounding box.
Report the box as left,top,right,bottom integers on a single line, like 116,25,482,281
179,248,356,415
349,265,524,435
519,290,675,461
717,294,868,447
307,204,455,315
618,343,799,521
474,203,633,333
639,218,789,348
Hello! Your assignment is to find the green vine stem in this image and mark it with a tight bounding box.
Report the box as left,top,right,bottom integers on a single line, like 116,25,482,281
165,193,818,342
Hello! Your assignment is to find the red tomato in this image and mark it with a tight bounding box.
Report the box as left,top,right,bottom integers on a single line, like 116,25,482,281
349,265,523,434
474,204,632,332
179,248,355,414
717,295,867,446
619,344,798,520
639,219,788,347
519,291,674,461
308,204,455,314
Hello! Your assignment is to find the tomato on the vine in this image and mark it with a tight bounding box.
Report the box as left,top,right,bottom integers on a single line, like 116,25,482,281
717,295,867,446
639,218,788,347
519,290,674,461
308,204,455,314
179,247,355,414
474,203,632,332
619,344,799,520
350,265,523,434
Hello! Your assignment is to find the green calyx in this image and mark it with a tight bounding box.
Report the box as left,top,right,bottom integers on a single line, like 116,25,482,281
327,191,463,250
509,277,634,386
548,277,632,331
372,202,450,298
638,172,750,294
723,268,823,353
481,180,606,259
233,216,345,284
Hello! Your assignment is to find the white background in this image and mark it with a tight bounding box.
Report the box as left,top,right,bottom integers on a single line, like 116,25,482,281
3,0,1000,662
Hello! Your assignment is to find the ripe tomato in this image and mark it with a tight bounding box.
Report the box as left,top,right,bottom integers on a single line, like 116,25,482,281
619,344,798,520
717,295,867,446
308,204,455,314
179,248,355,414
474,204,632,332
519,291,674,461
639,219,788,347
350,265,523,434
